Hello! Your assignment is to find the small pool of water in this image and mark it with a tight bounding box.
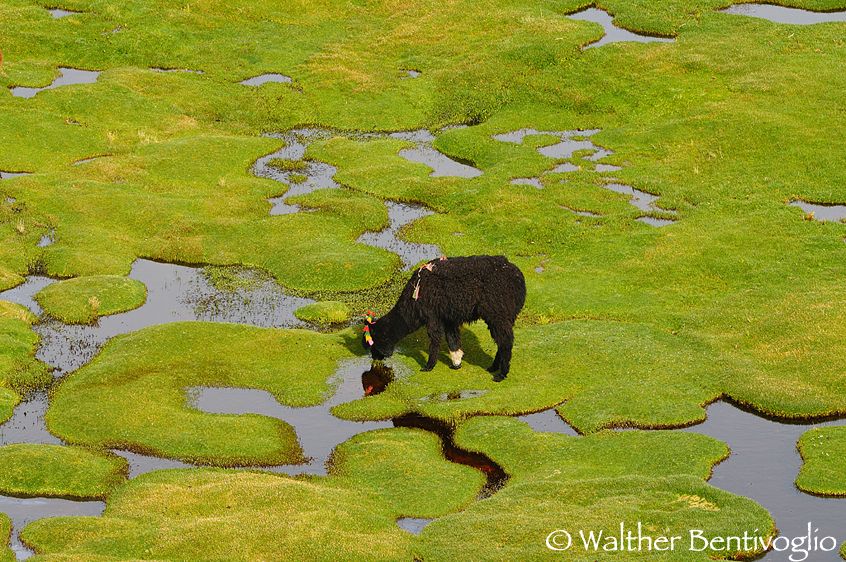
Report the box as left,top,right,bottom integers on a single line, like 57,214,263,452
0,495,104,559
551,162,580,173
722,4,846,25
257,129,340,215
240,73,292,86
510,177,543,189
10,68,100,99
517,409,579,435
567,8,675,49
602,182,677,227
537,138,597,159
0,172,30,180
151,67,203,74
48,8,80,18
0,395,59,447
357,201,441,270
396,517,432,535
393,130,482,178
790,200,846,222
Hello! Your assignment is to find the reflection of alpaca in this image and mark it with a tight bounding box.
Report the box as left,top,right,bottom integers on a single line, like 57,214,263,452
361,364,394,396
363,256,526,380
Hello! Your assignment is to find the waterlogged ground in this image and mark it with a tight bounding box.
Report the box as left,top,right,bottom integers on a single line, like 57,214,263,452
2,0,846,559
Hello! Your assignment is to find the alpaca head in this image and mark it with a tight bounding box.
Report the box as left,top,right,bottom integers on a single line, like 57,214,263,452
362,311,395,360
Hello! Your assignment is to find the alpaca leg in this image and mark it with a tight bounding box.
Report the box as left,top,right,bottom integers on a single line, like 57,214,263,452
484,320,502,373
489,323,514,381
487,349,501,373
423,322,443,371
445,324,463,369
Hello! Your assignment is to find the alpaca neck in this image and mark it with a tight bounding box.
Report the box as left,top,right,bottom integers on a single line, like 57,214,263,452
376,305,418,344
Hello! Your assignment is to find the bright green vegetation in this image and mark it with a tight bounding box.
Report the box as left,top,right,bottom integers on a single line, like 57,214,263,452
0,514,12,562
20,428,484,560
2,0,845,426
0,315,50,423
797,426,846,496
2,0,846,558
266,158,306,173
0,300,36,324
415,416,774,560
0,444,127,499
294,300,351,325
47,322,358,466
335,321,722,431
34,275,146,324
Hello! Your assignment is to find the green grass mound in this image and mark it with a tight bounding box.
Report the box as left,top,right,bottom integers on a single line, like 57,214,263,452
47,322,358,466
266,158,307,172
334,320,720,432
0,444,127,499
0,514,12,562
20,428,484,561
0,317,51,424
414,416,774,560
34,275,146,324
797,426,846,496
0,301,36,324
294,301,351,325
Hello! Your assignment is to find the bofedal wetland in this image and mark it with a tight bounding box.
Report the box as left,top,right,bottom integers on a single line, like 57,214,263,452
2,0,846,560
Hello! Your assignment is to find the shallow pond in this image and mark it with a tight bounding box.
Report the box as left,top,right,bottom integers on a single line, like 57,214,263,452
0,496,104,559
602,182,677,227
567,8,675,49
240,73,292,86
722,4,846,25
510,177,543,189
0,172,29,180
257,129,340,215
357,201,442,269
188,358,393,476
10,68,100,99
684,401,846,561
391,130,482,178
0,259,313,374
47,8,80,18
789,200,846,222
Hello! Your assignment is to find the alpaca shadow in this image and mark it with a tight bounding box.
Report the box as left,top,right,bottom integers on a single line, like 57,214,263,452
340,324,494,372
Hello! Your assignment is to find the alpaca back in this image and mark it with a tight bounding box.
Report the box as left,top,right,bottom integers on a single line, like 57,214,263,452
401,255,525,325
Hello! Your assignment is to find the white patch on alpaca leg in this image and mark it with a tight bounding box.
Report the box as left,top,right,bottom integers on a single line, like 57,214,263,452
449,349,464,367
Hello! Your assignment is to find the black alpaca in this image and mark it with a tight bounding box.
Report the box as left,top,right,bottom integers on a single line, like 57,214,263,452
363,255,526,380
